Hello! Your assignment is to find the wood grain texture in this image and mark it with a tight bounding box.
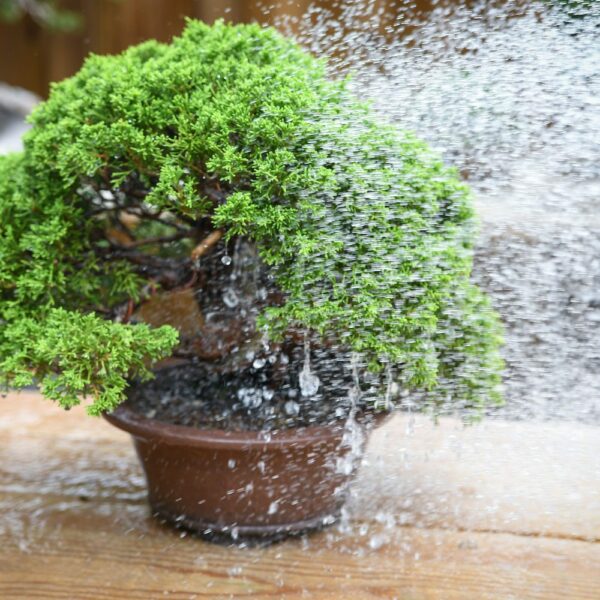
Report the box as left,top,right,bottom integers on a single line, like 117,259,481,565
0,0,442,97
0,392,599,599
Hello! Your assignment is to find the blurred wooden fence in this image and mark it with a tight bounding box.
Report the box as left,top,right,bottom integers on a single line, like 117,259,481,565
0,0,436,97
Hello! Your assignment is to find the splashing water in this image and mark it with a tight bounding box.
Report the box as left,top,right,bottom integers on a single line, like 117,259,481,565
251,0,600,559
299,336,321,397
286,0,600,423
2,1,599,578
336,353,366,477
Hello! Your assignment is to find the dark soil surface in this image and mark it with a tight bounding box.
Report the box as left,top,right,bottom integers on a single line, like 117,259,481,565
125,351,374,431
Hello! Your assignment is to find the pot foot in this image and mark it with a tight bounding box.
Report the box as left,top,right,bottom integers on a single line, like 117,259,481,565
152,508,341,545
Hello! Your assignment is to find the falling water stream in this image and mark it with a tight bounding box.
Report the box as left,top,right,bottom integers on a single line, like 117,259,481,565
1,0,599,591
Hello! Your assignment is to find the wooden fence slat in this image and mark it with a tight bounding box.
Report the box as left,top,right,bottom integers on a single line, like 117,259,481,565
0,0,442,97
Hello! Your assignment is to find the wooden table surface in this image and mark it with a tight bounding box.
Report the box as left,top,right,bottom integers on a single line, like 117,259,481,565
0,392,598,599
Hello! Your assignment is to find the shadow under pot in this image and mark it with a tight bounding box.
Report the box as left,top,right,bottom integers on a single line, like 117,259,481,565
104,403,383,542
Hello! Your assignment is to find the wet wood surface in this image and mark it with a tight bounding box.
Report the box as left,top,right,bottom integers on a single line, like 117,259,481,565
0,391,598,599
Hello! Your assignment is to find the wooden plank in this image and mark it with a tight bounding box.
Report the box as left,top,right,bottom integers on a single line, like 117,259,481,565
0,391,598,599
350,414,600,541
0,503,597,600
0,17,47,97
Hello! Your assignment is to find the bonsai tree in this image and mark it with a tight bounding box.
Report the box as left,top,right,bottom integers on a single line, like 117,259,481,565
0,20,502,425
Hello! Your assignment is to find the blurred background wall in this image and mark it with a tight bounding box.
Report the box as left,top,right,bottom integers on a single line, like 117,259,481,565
0,0,438,97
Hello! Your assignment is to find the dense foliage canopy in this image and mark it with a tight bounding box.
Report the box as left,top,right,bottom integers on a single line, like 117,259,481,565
0,20,502,416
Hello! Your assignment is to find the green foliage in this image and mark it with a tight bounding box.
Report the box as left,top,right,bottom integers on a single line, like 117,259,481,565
0,20,503,416
1,309,177,415
543,0,598,19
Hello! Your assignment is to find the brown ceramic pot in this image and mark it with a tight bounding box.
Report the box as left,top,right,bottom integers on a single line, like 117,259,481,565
104,404,380,539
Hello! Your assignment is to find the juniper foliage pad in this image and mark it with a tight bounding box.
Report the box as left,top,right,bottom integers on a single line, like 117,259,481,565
0,20,502,415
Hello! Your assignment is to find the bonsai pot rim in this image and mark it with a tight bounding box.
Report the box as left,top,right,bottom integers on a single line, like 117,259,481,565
104,403,347,449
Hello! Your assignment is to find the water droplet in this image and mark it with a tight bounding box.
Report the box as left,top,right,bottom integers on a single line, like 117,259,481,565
368,533,389,550
227,565,243,577
299,335,320,397
222,288,239,308
252,357,266,369
375,511,396,528
227,459,236,469
321,514,336,525
257,287,268,300
336,455,354,476
221,255,232,266
284,400,300,416
99,189,114,201
237,387,262,409
299,367,320,397
268,501,279,515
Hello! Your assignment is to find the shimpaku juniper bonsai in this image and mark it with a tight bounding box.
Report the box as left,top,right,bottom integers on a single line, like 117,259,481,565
0,20,503,423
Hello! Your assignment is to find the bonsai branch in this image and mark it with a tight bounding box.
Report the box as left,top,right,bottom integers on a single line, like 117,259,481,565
125,230,196,248
191,230,223,261
97,244,191,269
120,207,189,233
